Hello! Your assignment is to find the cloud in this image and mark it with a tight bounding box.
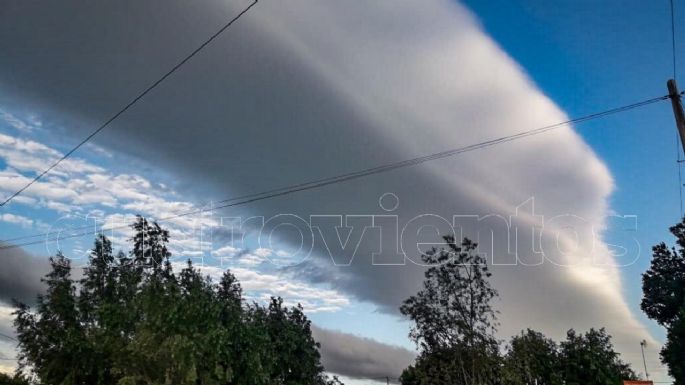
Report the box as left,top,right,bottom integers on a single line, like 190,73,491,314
0,0,661,374
312,326,415,380
0,214,33,228
0,305,17,374
0,246,49,306
211,245,242,258
0,109,36,133
188,264,350,313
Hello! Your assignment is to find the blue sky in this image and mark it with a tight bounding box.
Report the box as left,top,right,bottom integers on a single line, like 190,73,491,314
0,0,682,382
464,0,683,341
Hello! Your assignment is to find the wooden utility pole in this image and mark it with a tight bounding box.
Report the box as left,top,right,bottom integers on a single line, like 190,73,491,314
667,79,685,155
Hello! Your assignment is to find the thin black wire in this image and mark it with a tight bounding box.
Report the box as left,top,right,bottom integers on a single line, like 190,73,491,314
0,0,259,208
0,94,672,251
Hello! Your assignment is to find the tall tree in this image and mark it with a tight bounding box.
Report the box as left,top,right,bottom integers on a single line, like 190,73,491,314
399,236,500,385
642,218,685,384
264,297,329,385
78,233,118,384
14,254,94,384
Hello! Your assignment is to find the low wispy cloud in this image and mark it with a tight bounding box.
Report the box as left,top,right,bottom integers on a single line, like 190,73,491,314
312,326,415,380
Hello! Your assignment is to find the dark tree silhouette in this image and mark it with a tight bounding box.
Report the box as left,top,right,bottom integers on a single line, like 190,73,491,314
399,237,500,385
642,218,685,384
559,328,635,385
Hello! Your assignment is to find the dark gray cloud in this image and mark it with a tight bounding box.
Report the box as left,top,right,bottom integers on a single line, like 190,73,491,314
0,0,659,371
0,245,48,306
312,325,415,380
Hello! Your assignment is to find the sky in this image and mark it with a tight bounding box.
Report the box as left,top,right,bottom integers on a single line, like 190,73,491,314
0,0,682,383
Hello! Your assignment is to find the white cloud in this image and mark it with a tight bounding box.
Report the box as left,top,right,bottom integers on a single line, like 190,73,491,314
253,247,272,257
238,253,264,266
185,264,349,313
211,245,241,258
0,213,33,228
0,110,35,133
0,305,18,374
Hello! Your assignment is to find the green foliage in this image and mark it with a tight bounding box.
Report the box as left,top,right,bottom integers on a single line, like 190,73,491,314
559,328,635,385
642,218,685,384
400,343,500,385
641,221,685,326
14,254,95,384
13,216,340,385
661,309,685,384
502,329,561,385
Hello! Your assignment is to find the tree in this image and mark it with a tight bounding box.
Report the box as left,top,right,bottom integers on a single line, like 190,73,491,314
14,254,95,384
263,297,330,385
642,218,685,384
502,329,561,385
130,215,171,274
0,373,29,385
78,233,119,384
661,308,685,384
401,344,500,385
559,328,635,385
399,236,500,385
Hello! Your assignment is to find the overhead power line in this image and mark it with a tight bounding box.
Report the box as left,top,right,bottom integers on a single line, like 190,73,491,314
0,94,673,251
0,0,259,208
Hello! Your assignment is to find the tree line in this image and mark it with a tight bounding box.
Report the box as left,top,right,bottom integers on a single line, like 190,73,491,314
2,216,684,385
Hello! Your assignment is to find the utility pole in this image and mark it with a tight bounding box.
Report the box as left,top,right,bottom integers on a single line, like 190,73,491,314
667,79,685,155
640,340,649,380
